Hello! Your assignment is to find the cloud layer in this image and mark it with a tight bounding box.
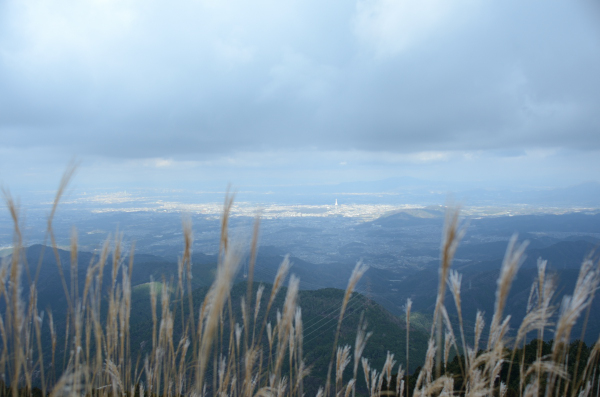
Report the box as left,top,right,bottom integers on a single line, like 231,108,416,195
0,0,599,192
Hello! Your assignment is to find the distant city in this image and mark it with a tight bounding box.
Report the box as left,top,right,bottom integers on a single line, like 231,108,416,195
3,188,599,265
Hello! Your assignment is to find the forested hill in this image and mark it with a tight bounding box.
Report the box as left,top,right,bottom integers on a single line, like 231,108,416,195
129,282,430,396
6,245,432,393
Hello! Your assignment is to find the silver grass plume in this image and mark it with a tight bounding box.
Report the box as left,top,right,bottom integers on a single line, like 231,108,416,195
382,351,396,394
255,285,265,322
433,207,465,379
361,358,370,393
343,379,355,397
235,322,243,353
396,364,404,397
353,314,371,397
488,235,528,351
554,259,599,354
335,345,351,389
195,240,242,393
447,269,469,365
326,261,368,395
273,275,300,379
444,330,454,372
415,339,436,394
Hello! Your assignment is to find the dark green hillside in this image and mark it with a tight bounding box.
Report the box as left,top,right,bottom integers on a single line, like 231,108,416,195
383,239,600,344
522,240,598,269
468,213,600,236
15,245,420,334
452,239,597,272
3,246,431,391
126,281,430,395
363,208,445,228
17,245,175,313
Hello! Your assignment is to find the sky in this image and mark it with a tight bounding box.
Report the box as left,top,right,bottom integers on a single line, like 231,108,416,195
1,0,600,199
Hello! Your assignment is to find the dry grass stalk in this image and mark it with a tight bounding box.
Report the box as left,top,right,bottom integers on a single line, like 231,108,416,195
433,206,465,378
554,259,599,356
414,339,436,394
335,345,351,392
369,367,378,397
272,275,299,385
447,269,468,369
395,364,404,397
194,240,241,393
325,261,368,396
443,329,453,372
181,217,197,366
546,258,600,396
472,310,485,362
487,235,528,351
506,259,556,392
382,351,396,395
404,298,412,397
361,358,371,393
343,378,355,397
257,256,290,348
293,307,305,397
352,314,372,397
245,216,260,348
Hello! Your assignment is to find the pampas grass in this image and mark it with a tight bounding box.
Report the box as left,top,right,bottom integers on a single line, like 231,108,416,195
0,169,599,397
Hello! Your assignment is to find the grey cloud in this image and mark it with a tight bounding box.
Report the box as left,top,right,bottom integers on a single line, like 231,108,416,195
0,0,599,160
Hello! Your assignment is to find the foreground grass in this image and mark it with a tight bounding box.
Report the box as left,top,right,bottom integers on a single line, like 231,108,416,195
0,171,599,397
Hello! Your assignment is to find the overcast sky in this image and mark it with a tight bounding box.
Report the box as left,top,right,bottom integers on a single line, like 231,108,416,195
1,0,599,197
